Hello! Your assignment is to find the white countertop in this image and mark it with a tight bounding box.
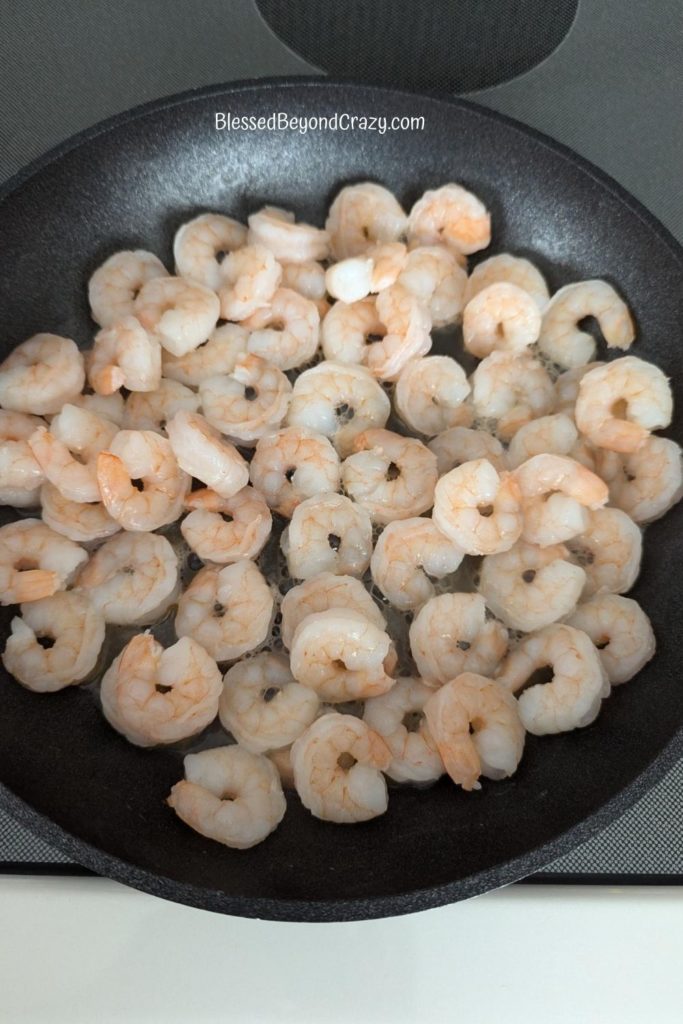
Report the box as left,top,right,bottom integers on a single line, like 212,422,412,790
0,877,680,1023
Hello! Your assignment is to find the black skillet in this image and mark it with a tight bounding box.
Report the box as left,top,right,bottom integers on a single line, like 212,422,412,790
0,80,681,922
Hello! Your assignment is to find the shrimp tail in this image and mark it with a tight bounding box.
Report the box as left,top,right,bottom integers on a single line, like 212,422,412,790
91,365,126,396
96,451,135,513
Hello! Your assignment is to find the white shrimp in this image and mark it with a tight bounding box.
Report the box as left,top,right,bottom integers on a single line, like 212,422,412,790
135,275,220,356
247,205,330,263
428,426,505,476
41,483,120,544
566,507,642,597
463,283,541,358
88,250,168,328
514,453,608,546
88,316,161,395
29,404,118,504
424,673,525,791
242,288,320,370
280,573,385,650
566,594,656,685
0,519,87,604
249,426,341,517
0,411,46,506
369,241,409,289
161,323,248,386
199,353,292,446
370,517,464,611
281,492,373,580
168,746,286,849
479,540,585,632
96,429,190,531
175,560,274,663
76,531,179,625
123,378,200,434
341,428,438,524
219,652,319,753
395,356,471,437
325,182,408,259
286,361,390,458
101,634,222,747
2,590,105,693
506,413,579,469
407,183,491,255
363,677,444,784
554,362,604,411
539,280,635,369
432,458,523,555
575,357,673,453
463,253,549,310
173,212,247,290
471,350,555,441
497,624,610,735
409,593,508,684
396,246,467,327
166,410,249,499
596,436,683,523
281,260,329,318
218,244,282,322
325,256,374,304
0,334,85,415
71,390,126,425
320,296,384,365
181,486,272,564
365,284,432,381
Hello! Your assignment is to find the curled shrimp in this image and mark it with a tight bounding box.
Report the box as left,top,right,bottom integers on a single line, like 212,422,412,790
497,624,610,735
281,492,373,580
325,256,374,304
554,362,604,411
514,453,608,547
566,506,642,597
395,356,471,437
463,253,549,310
365,284,432,381
539,280,635,369
181,486,272,564
97,429,190,531
2,591,104,692
407,183,490,255
432,458,523,555
463,283,541,358
280,572,385,650
88,250,168,327
41,483,120,544
218,244,282,321
166,410,249,499
173,212,247,290
168,746,286,849
135,275,220,357
0,334,85,415
199,353,292,445
370,517,464,611
175,560,274,663
341,428,438,524
424,673,525,791
321,296,384,365
596,436,683,524
567,594,656,685
325,182,407,260
506,413,579,469
243,288,320,370
247,205,330,263
101,634,222,747
0,411,46,506
249,426,341,517
29,404,118,504
575,356,672,453
396,246,467,327
428,426,505,476
281,260,329,318
161,323,248,386
471,350,555,441
0,519,87,604
409,593,508,684
123,378,200,434
363,677,444,784
88,316,161,395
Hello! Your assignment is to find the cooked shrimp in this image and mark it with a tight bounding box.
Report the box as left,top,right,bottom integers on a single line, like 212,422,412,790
161,323,248,386
243,288,320,370
88,316,161,395
76,530,178,624
123,378,200,434
321,295,386,366
101,634,222,747
96,429,190,531
575,357,672,453
432,458,523,555
471,350,555,441
166,410,249,499
369,241,409,289
175,560,274,662
0,412,46,502
168,746,286,848
41,483,120,544
597,435,683,523
341,428,438,524
286,361,390,457
0,334,85,415
248,205,330,263
325,256,374,304
2,590,105,692
363,677,443,784
497,623,609,735
514,453,608,546
394,356,471,436
199,353,292,445
539,280,635,369
88,250,168,327
173,212,247,289
135,275,220,357
463,282,541,358
249,426,341,517
365,284,432,381
428,426,505,476
181,486,272,564
280,572,385,649
424,673,525,790
0,518,87,604
409,593,508,684
268,745,295,788
463,253,549,310
566,507,642,597
281,492,373,580
370,517,464,611
29,404,118,504
219,652,319,753
71,390,125,425
325,182,407,259
554,362,604,411
506,413,578,469
407,183,491,255
566,594,656,685
479,540,585,631
218,244,282,322
0,485,41,509
396,246,467,327
281,260,329,318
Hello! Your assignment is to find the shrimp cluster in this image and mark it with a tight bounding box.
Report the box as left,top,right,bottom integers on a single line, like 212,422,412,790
0,177,679,851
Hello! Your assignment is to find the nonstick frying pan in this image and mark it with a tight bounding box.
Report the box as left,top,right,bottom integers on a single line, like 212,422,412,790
0,80,682,922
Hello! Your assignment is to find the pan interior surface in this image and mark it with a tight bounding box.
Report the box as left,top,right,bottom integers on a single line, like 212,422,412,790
0,81,681,921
